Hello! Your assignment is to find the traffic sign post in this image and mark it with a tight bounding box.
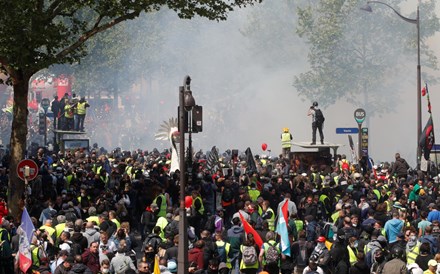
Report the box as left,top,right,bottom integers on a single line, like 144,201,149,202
336,127,359,134
17,159,39,181
354,108,366,160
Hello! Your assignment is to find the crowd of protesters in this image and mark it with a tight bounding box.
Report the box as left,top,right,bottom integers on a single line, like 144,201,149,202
1,145,440,274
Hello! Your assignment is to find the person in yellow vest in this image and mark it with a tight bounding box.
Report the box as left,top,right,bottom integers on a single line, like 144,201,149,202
63,99,74,131
280,128,293,159
40,219,56,241
73,96,89,132
347,235,358,266
54,215,67,244
109,210,121,230
155,213,171,241
248,183,260,202
406,230,421,265
152,188,168,218
261,200,275,231
215,232,231,269
86,207,100,225
191,190,205,236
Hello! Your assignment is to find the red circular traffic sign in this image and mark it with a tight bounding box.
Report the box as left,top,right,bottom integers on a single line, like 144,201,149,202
17,159,39,181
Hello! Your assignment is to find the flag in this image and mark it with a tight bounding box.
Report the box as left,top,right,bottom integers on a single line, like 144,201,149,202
239,212,263,248
153,255,160,274
18,207,34,273
423,83,432,113
419,116,435,160
245,147,257,174
206,146,220,172
276,199,291,256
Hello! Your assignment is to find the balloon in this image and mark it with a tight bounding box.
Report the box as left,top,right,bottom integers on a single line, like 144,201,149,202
185,196,193,208
261,143,268,151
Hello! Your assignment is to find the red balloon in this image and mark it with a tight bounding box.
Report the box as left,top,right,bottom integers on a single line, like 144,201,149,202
185,196,193,208
261,143,268,151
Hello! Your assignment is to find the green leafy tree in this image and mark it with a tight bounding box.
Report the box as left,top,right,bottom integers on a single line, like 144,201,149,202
294,0,439,113
0,0,261,217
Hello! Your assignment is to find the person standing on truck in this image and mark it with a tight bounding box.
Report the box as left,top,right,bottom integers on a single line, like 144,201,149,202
280,128,293,159
308,101,325,145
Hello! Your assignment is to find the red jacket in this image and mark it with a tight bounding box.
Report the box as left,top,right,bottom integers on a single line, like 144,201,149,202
82,249,100,274
188,247,204,270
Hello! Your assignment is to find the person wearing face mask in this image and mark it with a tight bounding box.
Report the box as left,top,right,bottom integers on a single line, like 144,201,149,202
98,259,111,274
407,231,421,265
370,249,386,274
347,235,359,266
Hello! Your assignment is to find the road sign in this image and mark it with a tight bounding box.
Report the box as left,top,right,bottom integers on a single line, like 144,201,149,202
17,159,39,181
354,108,366,124
336,127,359,134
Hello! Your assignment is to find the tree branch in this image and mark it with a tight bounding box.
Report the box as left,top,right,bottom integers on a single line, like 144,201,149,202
55,11,140,60
47,0,63,17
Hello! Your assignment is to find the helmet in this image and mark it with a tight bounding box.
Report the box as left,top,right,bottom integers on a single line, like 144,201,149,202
390,246,405,260
312,101,318,107
317,236,326,242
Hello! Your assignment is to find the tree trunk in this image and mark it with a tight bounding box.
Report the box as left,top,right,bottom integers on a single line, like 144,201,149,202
8,69,30,220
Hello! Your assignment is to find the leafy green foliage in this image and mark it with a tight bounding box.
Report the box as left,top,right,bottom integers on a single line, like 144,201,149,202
294,0,439,114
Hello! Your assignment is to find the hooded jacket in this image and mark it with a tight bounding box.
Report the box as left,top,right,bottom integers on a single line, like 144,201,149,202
83,228,100,247
384,218,404,244
69,263,93,274
227,226,244,254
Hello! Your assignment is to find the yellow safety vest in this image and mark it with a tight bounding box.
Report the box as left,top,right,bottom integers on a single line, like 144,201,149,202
347,246,358,266
294,220,304,232
216,240,231,268
153,194,167,218
86,215,100,225
64,104,73,118
406,243,420,264
111,218,121,230
77,102,87,115
281,133,292,148
55,223,66,239
31,244,40,266
267,208,275,231
193,196,205,215
248,189,260,202
39,225,55,237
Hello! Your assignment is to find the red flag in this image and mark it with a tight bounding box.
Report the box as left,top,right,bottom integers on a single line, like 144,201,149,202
422,86,427,96
239,212,263,248
282,199,289,225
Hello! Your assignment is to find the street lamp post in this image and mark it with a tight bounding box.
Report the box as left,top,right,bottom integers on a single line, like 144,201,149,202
361,1,421,162
178,75,195,274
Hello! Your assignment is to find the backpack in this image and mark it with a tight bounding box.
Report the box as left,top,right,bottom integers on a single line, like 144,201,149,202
315,109,325,124
222,188,234,203
205,215,216,233
70,242,82,257
144,235,161,253
242,245,257,265
297,242,309,267
216,242,229,263
265,242,280,265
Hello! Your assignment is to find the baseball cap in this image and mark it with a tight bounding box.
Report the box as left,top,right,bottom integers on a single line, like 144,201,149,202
428,259,438,267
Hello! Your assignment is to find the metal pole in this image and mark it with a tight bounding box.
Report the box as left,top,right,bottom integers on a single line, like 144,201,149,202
416,6,422,164
177,86,188,274
188,111,192,184
358,124,362,162
44,111,47,146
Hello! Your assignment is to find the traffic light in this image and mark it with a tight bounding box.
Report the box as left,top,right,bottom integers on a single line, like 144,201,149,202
192,105,203,133
39,113,46,135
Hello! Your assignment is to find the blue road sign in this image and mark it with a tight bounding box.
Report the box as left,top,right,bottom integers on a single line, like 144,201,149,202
336,127,359,134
